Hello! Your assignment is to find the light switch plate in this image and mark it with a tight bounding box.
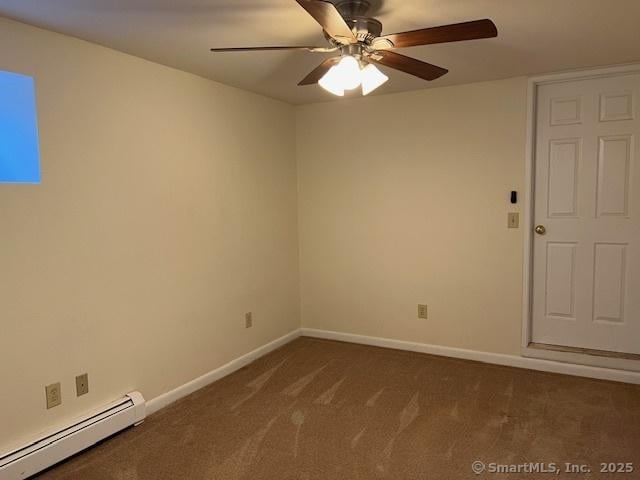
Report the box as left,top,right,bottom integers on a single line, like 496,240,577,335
76,373,89,397
508,212,519,228
45,382,62,409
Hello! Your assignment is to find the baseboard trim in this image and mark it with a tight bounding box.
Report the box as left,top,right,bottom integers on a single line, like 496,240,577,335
146,329,302,415
146,326,640,416
300,328,640,385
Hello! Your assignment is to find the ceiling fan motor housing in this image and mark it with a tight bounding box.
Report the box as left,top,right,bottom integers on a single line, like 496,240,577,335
335,0,371,17
335,0,383,44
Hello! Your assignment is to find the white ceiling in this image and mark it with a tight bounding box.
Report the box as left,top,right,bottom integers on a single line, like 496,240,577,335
1,0,640,105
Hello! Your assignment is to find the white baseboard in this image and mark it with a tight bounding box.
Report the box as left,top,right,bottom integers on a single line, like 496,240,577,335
300,328,640,385
146,326,640,418
146,329,302,415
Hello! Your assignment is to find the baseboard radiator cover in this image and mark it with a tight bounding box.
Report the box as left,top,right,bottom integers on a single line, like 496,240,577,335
0,391,146,480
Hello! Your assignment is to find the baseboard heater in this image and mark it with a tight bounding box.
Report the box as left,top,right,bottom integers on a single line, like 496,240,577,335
0,391,145,480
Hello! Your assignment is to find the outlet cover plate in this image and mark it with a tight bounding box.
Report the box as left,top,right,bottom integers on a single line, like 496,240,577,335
45,382,62,409
245,312,253,329
76,373,89,397
418,304,428,319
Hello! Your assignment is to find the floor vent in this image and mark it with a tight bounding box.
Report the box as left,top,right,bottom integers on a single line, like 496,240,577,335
0,391,145,480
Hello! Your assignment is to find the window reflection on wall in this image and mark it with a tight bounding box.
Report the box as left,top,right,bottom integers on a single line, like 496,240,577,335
0,70,40,184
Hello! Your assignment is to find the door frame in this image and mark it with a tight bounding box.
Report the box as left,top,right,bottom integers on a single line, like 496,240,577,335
521,62,640,372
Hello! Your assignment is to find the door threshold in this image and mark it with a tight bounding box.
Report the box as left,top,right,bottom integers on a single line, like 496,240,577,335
529,343,640,361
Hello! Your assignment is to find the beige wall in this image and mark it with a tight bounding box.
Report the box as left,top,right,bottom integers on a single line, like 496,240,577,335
0,13,532,455
0,17,299,454
296,77,528,356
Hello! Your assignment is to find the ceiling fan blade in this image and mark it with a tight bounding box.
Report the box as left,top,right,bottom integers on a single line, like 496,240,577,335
367,50,448,81
298,57,340,85
295,0,356,43
211,46,323,52
375,19,497,49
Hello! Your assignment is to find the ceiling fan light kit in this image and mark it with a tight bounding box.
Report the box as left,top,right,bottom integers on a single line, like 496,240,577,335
210,0,498,98
318,44,389,96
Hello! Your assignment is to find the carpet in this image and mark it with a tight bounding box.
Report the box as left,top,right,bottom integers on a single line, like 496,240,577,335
37,337,640,479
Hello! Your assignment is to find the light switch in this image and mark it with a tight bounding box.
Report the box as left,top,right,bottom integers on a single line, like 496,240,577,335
508,212,519,228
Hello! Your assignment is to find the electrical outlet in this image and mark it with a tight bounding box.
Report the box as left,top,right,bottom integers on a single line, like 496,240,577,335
508,212,519,228
45,382,62,409
76,373,89,397
245,312,253,329
418,304,428,319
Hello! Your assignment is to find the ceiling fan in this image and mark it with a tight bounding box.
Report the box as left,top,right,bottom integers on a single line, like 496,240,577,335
210,0,498,97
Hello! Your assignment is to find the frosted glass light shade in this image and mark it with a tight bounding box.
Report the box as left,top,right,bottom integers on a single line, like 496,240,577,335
333,56,362,90
318,65,345,96
318,56,363,96
361,63,388,95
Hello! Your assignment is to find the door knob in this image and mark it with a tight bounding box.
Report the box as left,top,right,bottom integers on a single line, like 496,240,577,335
534,225,546,235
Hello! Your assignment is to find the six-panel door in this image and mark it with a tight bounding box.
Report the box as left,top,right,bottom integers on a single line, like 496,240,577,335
532,73,640,354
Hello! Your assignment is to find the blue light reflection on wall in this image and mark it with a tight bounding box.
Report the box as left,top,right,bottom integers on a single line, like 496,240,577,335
0,70,41,184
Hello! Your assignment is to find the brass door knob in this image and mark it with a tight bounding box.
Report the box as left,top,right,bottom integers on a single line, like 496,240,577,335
534,225,546,235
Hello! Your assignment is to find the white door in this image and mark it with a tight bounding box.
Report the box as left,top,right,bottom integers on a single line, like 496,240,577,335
531,72,640,354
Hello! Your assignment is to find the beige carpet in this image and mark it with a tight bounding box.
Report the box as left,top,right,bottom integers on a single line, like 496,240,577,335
38,337,640,479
